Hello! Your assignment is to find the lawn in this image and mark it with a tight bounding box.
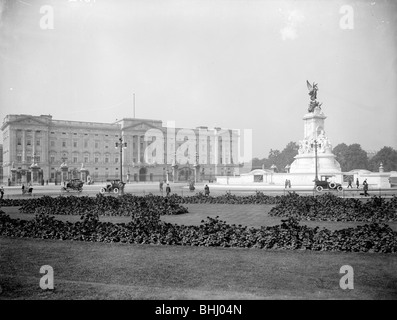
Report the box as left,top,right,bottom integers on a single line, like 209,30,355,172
1,237,396,300
2,203,397,300
3,204,397,231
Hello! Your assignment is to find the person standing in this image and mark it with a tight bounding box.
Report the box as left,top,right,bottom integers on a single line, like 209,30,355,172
363,179,369,197
0,186,4,200
204,184,210,196
288,179,292,188
21,184,25,195
159,180,164,192
356,178,359,189
285,179,288,188
347,177,353,188
166,183,171,196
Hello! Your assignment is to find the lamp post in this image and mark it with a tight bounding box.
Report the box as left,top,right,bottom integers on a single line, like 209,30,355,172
115,137,127,194
30,153,40,185
311,139,319,182
60,155,68,185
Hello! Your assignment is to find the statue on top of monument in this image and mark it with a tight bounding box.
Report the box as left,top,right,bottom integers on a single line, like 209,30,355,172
306,80,318,101
306,80,322,113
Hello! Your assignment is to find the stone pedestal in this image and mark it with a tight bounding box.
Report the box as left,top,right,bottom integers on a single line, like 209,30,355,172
290,107,341,178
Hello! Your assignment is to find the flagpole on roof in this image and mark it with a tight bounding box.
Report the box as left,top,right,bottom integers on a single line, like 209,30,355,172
133,93,135,118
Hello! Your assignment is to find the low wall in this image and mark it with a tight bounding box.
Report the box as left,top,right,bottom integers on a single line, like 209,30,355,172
216,171,392,188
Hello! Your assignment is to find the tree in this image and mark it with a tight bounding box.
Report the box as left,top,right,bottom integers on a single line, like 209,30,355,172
368,146,397,172
333,143,368,171
265,142,299,172
278,141,299,171
333,143,349,170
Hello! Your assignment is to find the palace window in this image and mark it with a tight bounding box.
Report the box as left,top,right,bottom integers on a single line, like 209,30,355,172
73,157,78,163
115,158,119,163
84,141,88,148
73,141,77,148
50,141,55,147
17,154,22,162
50,155,55,163
17,137,21,146
27,139,31,146
36,139,40,146
105,157,109,163
84,157,88,163
62,141,66,147
95,157,99,163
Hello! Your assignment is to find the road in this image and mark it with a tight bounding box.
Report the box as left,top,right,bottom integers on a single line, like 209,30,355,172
1,182,396,199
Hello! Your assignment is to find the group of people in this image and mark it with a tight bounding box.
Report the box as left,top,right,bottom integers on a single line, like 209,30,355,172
21,183,33,195
159,181,210,197
159,181,172,196
346,178,369,196
284,179,292,188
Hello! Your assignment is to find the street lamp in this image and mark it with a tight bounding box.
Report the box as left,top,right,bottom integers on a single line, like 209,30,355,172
311,139,319,182
115,137,127,194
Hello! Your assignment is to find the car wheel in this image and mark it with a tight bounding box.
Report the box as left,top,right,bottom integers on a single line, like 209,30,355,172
113,188,119,194
100,188,106,194
329,182,336,189
337,186,343,192
316,185,323,192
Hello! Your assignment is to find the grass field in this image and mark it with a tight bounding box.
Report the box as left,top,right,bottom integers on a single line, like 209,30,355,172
1,237,396,300
1,204,397,300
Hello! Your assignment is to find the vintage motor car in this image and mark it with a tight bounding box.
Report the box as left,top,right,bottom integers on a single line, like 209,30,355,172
100,179,125,194
62,179,84,192
314,176,343,192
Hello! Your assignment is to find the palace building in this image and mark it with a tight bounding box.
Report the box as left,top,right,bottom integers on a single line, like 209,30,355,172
1,114,240,185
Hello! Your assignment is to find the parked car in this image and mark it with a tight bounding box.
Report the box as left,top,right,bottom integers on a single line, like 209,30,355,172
314,177,343,192
62,179,84,192
100,179,125,194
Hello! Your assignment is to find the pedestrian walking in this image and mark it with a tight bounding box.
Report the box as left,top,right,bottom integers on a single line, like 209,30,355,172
204,184,210,196
159,180,164,192
21,184,25,195
285,179,288,188
288,179,292,188
347,177,353,188
0,186,4,200
363,179,369,197
166,183,171,196
356,178,359,189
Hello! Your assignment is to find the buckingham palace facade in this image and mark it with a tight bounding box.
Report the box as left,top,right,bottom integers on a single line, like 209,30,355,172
1,114,241,185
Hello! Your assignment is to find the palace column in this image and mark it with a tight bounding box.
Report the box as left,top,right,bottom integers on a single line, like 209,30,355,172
22,130,26,164
137,135,141,163
32,130,36,157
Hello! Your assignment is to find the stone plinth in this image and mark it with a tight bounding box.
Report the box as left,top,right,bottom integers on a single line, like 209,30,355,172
290,153,341,174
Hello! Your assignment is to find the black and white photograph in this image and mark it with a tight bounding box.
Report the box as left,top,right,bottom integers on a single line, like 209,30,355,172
0,0,397,307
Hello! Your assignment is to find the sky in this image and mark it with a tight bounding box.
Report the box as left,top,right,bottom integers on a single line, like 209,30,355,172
0,0,396,158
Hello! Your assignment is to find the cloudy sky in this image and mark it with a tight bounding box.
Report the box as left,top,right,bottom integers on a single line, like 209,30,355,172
0,0,396,158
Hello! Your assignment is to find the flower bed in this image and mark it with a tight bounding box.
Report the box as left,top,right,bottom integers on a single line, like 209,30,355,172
1,209,396,253
16,194,188,216
269,193,397,222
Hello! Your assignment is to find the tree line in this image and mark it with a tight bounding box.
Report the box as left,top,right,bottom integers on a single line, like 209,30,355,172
252,142,397,173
